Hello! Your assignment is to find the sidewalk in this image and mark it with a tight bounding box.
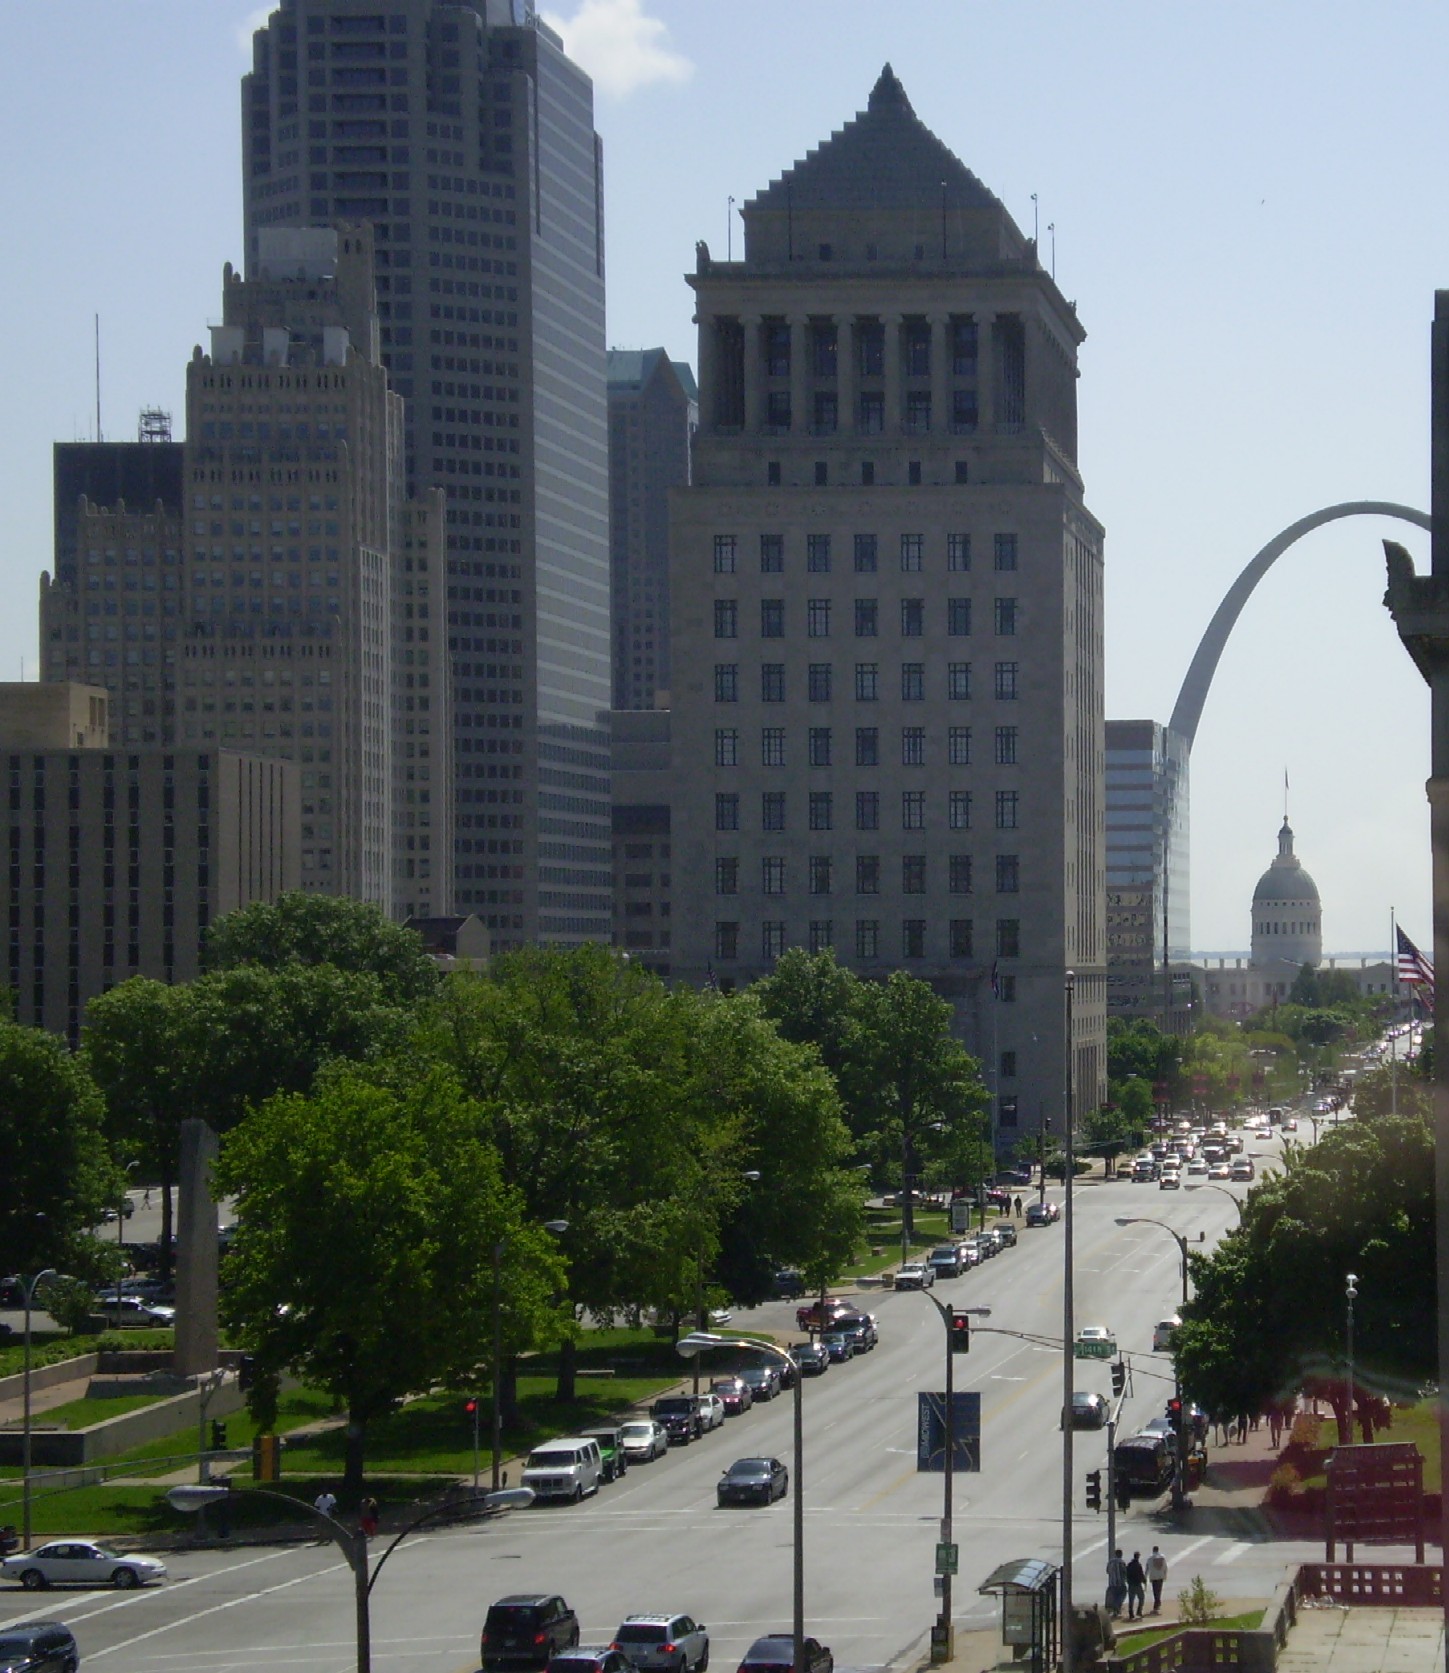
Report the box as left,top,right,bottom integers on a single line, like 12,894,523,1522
1278,1604,1445,1672
0,1375,93,1426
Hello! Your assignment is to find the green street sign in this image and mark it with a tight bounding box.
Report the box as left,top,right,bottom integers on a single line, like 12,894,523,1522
935,1542,959,1575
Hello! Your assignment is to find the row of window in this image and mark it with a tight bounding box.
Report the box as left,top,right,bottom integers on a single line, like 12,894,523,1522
715,854,1019,894
713,725,1018,767
714,532,1017,574
713,598,1016,638
713,917,1021,962
754,317,981,380
758,389,979,435
716,662,1017,702
715,789,1019,831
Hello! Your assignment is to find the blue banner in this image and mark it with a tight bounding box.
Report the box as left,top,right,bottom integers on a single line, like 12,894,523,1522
916,1391,981,1472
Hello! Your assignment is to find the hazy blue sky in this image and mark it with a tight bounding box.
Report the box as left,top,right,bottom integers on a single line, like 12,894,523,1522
3,1,1445,955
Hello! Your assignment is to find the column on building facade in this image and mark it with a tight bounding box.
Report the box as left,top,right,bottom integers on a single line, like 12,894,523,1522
835,314,856,436
695,313,717,437
742,315,762,434
929,312,949,436
882,312,902,435
789,314,810,435
976,312,995,433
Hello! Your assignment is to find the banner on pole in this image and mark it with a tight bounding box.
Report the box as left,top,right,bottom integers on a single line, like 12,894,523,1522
916,1391,981,1472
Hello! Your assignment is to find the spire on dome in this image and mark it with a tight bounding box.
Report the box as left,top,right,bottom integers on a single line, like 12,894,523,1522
1278,818,1294,861
867,64,912,116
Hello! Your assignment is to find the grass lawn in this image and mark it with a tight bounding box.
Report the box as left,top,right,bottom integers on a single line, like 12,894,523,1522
1115,1609,1263,1650
7,1392,167,1432
0,1330,174,1381
1288,1399,1440,1493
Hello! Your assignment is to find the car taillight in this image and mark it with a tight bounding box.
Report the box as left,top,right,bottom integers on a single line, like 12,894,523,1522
663,1646,676,1656
535,1632,549,1646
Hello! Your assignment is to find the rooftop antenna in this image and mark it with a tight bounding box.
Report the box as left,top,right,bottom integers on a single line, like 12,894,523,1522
1031,192,1039,249
1048,223,1056,280
940,179,947,260
1284,766,1289,822
727,195,735,262
94,314,102,443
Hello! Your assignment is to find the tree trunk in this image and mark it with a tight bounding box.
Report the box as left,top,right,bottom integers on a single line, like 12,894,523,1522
500,1355,520,1427
556,1334,577,1404
343,1408,367,1495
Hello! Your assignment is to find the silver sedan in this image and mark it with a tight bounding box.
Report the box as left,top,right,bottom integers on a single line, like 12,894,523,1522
1,1540,168,1590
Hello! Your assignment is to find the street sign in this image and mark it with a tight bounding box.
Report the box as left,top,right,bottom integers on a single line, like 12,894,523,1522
935,1541,958,1574
916,1392,981,1472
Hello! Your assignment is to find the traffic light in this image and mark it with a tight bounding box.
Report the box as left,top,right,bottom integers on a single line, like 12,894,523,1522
1111,1359,1126,1397
1167,1397,1183,1437
210,1420,228,1451
950,1312,970,1355
1085,1469,1102,1512
1116,1475,1132,1512
464,1398,478,1416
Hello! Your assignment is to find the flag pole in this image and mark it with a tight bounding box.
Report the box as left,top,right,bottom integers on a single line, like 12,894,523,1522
1391,908,1399,1117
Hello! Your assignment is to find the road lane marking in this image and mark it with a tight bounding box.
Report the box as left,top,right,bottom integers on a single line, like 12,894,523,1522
1214,1542,1250,1564
1173,1534,1215,1563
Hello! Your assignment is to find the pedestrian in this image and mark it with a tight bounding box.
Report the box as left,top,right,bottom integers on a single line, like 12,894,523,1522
1268,1406,1283,1449
1235,1411,1248,1444
1125,1552,1147,1620
1013,1194,1023,1218
314,1488,337,1520
142,1187,151,1210
1145,1547,1168,1614
1105,1548,1127,1618
359,1496,379,1539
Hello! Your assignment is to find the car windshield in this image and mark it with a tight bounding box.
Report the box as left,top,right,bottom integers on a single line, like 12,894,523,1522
526,1449,575,1467
655,1398,692,1412
727,1459,769,1476
621,1423,651,1436
616,1626,667,1642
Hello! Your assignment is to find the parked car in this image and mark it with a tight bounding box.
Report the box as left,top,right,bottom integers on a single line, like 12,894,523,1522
0,1621,78,1672
89,1295,176,1327
995,1223,1017,1248
739,1365,780,1403
795,1297,853,1334
927,1245,962,1280
612,1615,709,1673
521,1438,603,1503
619,1419,668,1463
709,1377,753,1416
716,1457,788,1507
550,1650,637,1673
820,1331,853,1363
651,1397,704,1444
792,1342,828,1376
2,1541,168,1590
894,1262,934,1290
737,1636,832,1673
836,1312,878,1352
955,1240,982,1268
483,1596,580,1671
771,1269,806,1300
693,1393,726,1432
579,1427,629,1483
1066,1392,1108,1429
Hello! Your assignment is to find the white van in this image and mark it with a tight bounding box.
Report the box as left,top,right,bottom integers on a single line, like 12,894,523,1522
521,1436,603,1503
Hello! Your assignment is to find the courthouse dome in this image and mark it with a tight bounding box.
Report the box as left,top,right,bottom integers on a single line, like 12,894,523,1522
1250,820,1322,969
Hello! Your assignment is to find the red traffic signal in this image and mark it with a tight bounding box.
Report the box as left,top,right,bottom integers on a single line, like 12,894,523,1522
950,1313,970,1354
464,1398,478,1415
1167,1397,1183,1428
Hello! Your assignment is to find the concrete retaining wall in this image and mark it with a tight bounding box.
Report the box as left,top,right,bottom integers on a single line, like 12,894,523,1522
0,1376,248,1468
0,1354,99,1406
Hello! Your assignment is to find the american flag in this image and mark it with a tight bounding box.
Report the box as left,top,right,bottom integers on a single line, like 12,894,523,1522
1396,925,1435,1007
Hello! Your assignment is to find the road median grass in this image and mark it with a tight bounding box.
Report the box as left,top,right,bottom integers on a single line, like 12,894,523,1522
1114,1608,1263,1651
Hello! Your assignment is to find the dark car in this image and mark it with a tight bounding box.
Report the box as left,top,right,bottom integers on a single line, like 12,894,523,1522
771,1268,806,1300
482,1595,580,1671
717,1456,788,1507
836,1312,878,1352
549,1652,636,1673
792,1342,828,1376
0,1622,78,1673
1066,1392,1108,1430
739,1365,779,1403
651,1397,703,1445
710,1376,753,1416
820,1331,853,1363
1024,1201,1053,1227
738,1636,832,1673
579,1427,629,1483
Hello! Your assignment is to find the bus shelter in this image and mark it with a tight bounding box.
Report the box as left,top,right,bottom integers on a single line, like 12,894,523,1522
979,1557,1059,1670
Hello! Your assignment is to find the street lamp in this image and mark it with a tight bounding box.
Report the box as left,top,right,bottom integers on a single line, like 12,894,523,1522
1185,1182,1244,1221
1345,1273,1359,1444
1060,971,1076,1673
679,1330,803,1673
114,1160,139,1319
21,1267,58,1550
491,1220,568,1492
167,1481,533,1673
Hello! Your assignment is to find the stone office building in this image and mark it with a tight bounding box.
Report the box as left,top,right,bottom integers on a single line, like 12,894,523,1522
669,67,1107,1138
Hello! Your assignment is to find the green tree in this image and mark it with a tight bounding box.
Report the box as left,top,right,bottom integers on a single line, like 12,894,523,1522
0,1019,118,1279
205,891,440,1006
1105,1017,1181,1092
1080,1101,1142,1173
216,1063,563,1490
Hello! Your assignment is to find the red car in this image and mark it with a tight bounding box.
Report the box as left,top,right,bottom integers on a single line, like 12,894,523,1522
795,1297,853,1333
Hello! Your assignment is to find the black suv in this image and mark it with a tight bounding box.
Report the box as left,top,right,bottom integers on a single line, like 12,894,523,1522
651,1396,702,1444
482,1595,580,1671
0,1621,79,1673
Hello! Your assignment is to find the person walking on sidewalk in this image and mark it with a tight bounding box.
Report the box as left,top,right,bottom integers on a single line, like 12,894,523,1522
1105,1549,1127,1618
1125,1552,1147,1620
1145,1547,1168,1614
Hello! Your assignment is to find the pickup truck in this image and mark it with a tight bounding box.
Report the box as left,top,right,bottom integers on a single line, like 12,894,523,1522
796,1296,853,1333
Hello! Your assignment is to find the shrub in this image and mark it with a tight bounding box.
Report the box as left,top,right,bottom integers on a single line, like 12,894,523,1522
1178,1576,1222,1626
1288,1412,1322,1450
1267,1462,1301,1505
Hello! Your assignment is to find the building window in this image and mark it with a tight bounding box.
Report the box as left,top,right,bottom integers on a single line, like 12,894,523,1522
996,854,1020,893
761,599,784,637
809,791,833,831
808,663,832,702
994,725,1018,765
905,320,931,376
1000,975,1018,1002
762,856,786,895
809,855,833,895
760,533,784,573
948,726,971,766
715,664,738,702
952,318,978,376
715,857,738,895
905,391,931,433
715,727,739,766
900,598,924,636
715,921,739,960
856,726,879,766
812,392,838,434
950,919,974,958
761,663,785,702
902,854,926,894
854,662,879,701
861,460,875,486
814,461,828,487
854,533,878,573
998,1092,1018,1124
856,790,879,831
858,320,884,377
900,533,924,572
950,855,973,894
763,921,787,959
809,919,833,954
808,599,831,637
903,919,926,959
762,791,786,831
948,662,972,701
948,533,971,572
767,461,781,485
952,389,979,433
996,918,1020,958
859,391,884,433
761,727,785,767
714,599,737,638
716,792,739,831
856,918,879,959
713,535,737,574
856,854,880,894
765,390,791,432
812,321,838,376
948,597,972,636
994,532,1018,571
901,663,924,702
764,322,790,377
908,460,922,485
1000,1050,1017,1079
809,727,832,767
994,597,1017,636
807,534,832,572
994,661,1019,701
954,459,970,483
996,790,1019,829
950,791,972,830
901,726,925,766
855,599,878,637
902,790,924,830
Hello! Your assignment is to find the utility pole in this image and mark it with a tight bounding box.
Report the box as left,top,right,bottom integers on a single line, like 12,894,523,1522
1061,972,1076,1673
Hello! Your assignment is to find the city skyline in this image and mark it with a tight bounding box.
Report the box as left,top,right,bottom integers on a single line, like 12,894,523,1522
3,1,1445,952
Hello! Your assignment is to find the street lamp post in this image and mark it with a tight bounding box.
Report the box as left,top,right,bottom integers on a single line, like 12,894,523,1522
1061,972,1076,1673
491,1220,569,1491
20,1268,58,1551
679,1331,803,1673
1345,1273,1359,1444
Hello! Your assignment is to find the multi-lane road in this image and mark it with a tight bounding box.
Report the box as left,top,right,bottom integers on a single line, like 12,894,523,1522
1,1121,1392,1672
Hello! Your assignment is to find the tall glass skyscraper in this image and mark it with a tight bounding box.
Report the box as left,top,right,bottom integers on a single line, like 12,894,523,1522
241,0,611,947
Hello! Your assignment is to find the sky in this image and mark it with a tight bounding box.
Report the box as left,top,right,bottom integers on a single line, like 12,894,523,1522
2,0,1446,956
